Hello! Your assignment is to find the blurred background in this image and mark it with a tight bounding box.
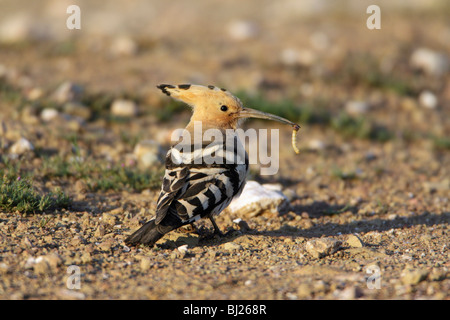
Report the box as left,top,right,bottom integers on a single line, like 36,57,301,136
0,0,449,188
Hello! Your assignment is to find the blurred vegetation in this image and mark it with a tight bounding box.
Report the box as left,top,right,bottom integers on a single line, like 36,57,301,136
2,77,447,147
0,174,70,214
335,52,416,96
238,90,393,143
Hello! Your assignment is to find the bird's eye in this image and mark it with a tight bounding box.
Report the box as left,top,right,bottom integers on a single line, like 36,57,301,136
220,105,228,112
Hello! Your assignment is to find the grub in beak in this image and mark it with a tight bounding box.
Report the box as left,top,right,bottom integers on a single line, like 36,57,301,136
239,107,301,153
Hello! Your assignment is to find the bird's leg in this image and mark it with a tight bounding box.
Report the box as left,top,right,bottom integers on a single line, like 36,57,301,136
209,216,224,237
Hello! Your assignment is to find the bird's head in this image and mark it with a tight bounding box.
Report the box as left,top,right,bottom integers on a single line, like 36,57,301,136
157,84,299,131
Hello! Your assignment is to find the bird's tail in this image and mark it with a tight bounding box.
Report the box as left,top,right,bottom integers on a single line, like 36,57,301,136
125,219,165,246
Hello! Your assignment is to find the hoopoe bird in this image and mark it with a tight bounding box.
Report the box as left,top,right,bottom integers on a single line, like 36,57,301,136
125,84,299,247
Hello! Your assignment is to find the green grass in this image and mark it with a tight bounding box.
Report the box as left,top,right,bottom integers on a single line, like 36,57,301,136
0,78,25,106
236,91,330,126
331,112,393,142
431,136,450,151
237,91,393,142
0,176,70,214
154,99,188,122
321,204,351,216
331,167,358,181
87,165,163,192
40,154,164,192
337,52,415,95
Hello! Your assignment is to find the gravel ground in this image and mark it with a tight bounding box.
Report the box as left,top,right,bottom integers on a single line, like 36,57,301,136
0,0,449,300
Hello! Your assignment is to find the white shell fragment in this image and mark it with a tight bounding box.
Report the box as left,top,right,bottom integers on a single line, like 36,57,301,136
177,244,188,254
226,180,288,217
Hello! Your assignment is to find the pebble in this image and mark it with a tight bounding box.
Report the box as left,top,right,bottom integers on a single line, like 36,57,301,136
345,100,369,115
98,239,114,251
423,179,449,193
40,108,59,122
336,286,363,299
345,234,364,248
57,289,86,300
111,99,138,117
20,106,40,125
227,20,258,41
81,252,92,264
223,242,242,251
0,14,34,43
33,254,61,275
0,263,10,275
305,238,342,259
74,179,87,194
280,48,315,67
401,268,429,285
9,137,34,155
280,48,299,66
296,283,313,299
26,87,44,100
94,225,106,237
226,181,288,217
51,81,84,104
140,257,152,271
102,212,118,226
307,139,326,151
110,36,138,56
418,90,438,109
133,140,163,168
410,48,449,76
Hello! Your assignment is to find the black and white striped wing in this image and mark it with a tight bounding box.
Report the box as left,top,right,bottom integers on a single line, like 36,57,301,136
154,143,248,225
173,166,246,222
154,166,189,225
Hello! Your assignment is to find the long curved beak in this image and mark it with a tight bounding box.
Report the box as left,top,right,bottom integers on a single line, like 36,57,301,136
238,107,300,129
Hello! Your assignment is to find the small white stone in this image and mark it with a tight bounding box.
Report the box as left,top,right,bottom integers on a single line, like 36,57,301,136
280,48,315,67
0,14,32,42
227,20,258,41
226,181,288,217
111,99,138,117
52,81,84,103
24,257,37,269
410,48,449,76
133,140,163,168
223,242,242,251
110,36,138,56
58,289,86,300
418,90,438,109
280,48,300,66
308,139,326,151
40,108,59,122
26,87,44,100
305,238,342,259
10,138,34,155
345,100,369,115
